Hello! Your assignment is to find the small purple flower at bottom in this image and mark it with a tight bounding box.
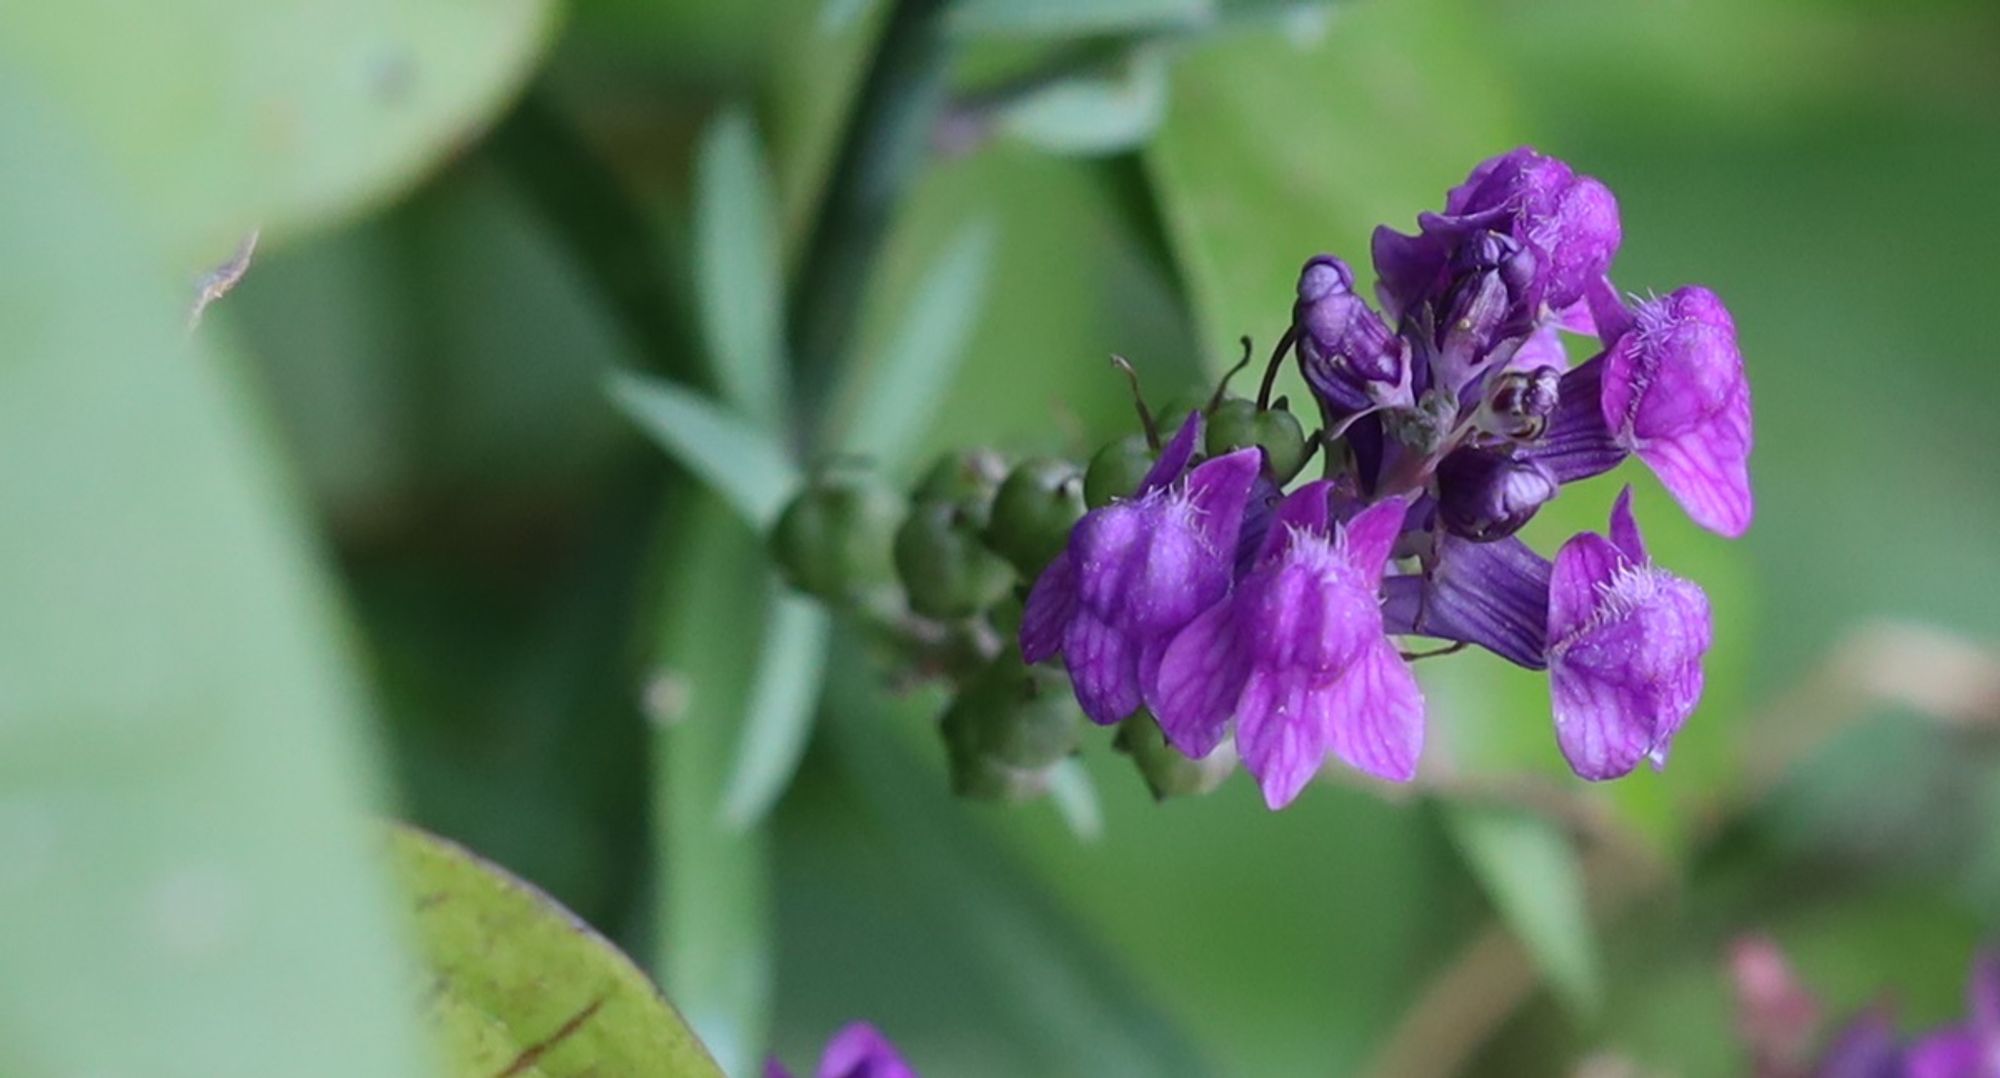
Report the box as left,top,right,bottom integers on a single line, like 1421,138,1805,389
1811,950,2000,1078
1020,414,1262,725
1149,485,1424,808
766,1022,916,1078
1548,487,1713,780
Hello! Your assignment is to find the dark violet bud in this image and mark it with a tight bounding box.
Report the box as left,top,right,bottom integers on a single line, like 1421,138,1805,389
1113,709,1236,800
1293,255,1407,414
1084,434,1155,509
983,457,1086,575
1206,398,1309,484
1435,447,1558,542
767,1022,916,1078
771,470,900,600
894,500,1015,619
1444,146,1622,312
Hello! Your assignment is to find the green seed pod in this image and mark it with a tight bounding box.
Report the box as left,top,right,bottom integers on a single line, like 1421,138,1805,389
769,471,899,601
1151,391,1210,445
1113,709,1237,800
1206,397,1310,483
941,649,1083,775
894,501,1016,619
913,449,1008,526
983,457,1084,576
1083,434,1156,508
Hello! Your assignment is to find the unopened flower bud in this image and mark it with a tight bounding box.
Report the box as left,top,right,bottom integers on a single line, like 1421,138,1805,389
1206,398,1309,483
1294,255,1406,414
770,470,899,600
1084,434,1156,509
983,458,1086,575
1435,447,1558,542
941,649,1083,800
1113,710,1237,800
913,449,1008,523
895,501,1016,619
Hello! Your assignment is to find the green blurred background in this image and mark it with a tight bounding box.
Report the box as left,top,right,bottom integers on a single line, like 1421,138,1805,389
4,0,1999,1075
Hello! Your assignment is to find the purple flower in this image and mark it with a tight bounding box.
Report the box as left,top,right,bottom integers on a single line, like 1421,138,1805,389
1435,446,1558,542
1294,255,1408,415
1548,488,1712,780
1374,145,1621,323
1809,950,2000,1078
1149,485,1424,807
1538,287,1755,537
767,1022,916,1078
1020,414,1262,725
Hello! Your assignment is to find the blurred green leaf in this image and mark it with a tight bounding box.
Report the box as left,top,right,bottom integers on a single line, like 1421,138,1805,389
0,0,556,264
997,48,1169,157
392,825,723,1077
832,219,997,469
949,0,1209,39
718,588,834,831
0,72,425,1078
696,106,789,426
646,496,780,1076
609,370,802,528
1442,803,1601,1019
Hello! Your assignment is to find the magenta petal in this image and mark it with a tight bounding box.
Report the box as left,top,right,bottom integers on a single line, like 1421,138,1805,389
1019,552,1076,664
1507,322,1568,373
1136,411,1203,496
1638,381,1753,537
1233,666,1333,810
1339,496,1410,580
1324,640,1425,783
818,1022,916,1078
1607,486,1647,562
1550,571,1711,780
1149,599,1248,760
1903,1028,1982,1078
1549,531,1625,644
1550,649,1661,780
1181,447,1262,551
766,1061,798,1078
1063,609,1141,725
1254,480,1333,564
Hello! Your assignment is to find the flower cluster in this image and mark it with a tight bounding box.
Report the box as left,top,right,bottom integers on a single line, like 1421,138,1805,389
1731,936,2000,1077
1022,147,1753,807
767,1022,916,1078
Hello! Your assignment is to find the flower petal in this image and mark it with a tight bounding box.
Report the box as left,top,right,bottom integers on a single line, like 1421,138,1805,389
1903,1027,1982,1078
1063,608,1141,725
1607,485,1647,562
1324,640,1426,783
1149,599,1248,760
1548,531,1625,646
1181,447,1262,553
818,1022,916,1078
1550,648,1660,781
1233,665,1333,810
1019,551,1076,664
1136,410,1203,496
1550,570,1711,780
1254,480,1333,565
1637,379,1753,537
1339,496,1410,581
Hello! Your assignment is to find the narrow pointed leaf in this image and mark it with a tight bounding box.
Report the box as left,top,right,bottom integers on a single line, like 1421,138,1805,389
1442,802,1602,1018
834,220,997,468
695,106,788,426
718,586,834,831
608,370,801,528
998,50,1169,157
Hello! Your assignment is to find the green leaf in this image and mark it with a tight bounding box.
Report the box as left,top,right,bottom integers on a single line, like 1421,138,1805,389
1442,803,1601,1018
718,587,834,831
391,825,724,1078
645,496,779,1077
0,72,425,1078
950,0,1212,39
608,370,802,528
695,106,789,426
832,220,998,469
0,0,556,265
998,49,1170,157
